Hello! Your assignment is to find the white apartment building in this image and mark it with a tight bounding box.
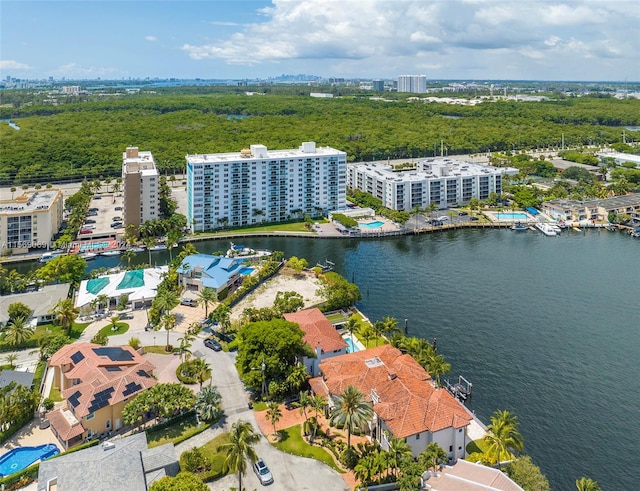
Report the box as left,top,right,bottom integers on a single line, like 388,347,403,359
347,158,518,211
185,142,347,231
0,189,64,255
122,147,160,230
397,75,427,94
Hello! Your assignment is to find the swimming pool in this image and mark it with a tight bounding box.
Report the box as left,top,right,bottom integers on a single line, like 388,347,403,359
360,221,385,229
239,267,254,275
345,337,360,353
0,444,60,477
494,212,529,221
79,241,111,251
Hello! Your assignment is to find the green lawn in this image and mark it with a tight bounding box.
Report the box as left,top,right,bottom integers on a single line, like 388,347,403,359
466,438,489,455
97,322,129,338
49,386,63,402
189,218,329,238
199,432,232,480
146,415,209,448
143,345,175,355
274,424,344,473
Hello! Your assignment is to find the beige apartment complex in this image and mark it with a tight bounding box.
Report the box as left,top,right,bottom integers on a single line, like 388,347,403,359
0,188,64,255
122,146,160,231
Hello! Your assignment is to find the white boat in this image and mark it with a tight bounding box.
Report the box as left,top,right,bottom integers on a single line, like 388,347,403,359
80,252,97,260
535,223,557,236
39,251,65,262
100,250,122,256
129,246,145,253
548,223,562,233
511,222,529,232
149,244,167,251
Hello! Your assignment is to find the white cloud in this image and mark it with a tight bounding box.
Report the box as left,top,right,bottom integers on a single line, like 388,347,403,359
52,63,119,78
0,60,32,70
145,36,157,42
180,0,640,80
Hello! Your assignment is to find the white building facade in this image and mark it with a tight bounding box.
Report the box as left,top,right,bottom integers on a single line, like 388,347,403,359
0,189,64,255
347,158,518,211
122,147,160,230
397,75,427,93
186,142,347,231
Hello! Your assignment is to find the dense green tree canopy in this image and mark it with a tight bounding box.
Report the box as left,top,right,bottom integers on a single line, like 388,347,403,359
506,455,551,491
148,471,208,491
235,318,311,394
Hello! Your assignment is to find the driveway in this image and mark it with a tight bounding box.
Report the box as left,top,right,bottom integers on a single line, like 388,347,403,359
198,349,349,491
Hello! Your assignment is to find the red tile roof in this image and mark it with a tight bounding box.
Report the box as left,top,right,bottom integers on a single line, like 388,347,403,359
46,409,86,441
284,308,347,353
50,342,156,418
311,344,472,438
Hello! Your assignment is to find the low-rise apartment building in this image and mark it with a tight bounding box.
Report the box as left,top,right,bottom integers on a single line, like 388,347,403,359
185,141,347,231
347,158,518,211
0,189,64,255
542,194,640,222
122,146,160,231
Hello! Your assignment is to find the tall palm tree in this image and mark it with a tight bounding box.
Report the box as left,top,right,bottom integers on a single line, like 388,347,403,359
483,409,524,468
382,316,400,338
424,353,451,387
154,290,178,316
360,324,375,349
210,304,231,332
3,316,34,346
386,431,413,477
50,298,79,336
330,385,374,448
419,442,448,472
121,249,136,268
266,401,282,440
344,315,361,347
576,477,601,491
294,390,312,423
192,358,211,389
218,420,261,491
97,293,110,312
195,385,222,423
196,287,217,318
371,321,386,347
177,335,193,362
160,313,176,351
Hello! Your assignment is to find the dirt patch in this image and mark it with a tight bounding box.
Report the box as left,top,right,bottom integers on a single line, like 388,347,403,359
230,271,324,321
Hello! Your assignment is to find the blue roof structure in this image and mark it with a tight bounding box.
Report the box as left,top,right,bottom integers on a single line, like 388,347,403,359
177,254,245,290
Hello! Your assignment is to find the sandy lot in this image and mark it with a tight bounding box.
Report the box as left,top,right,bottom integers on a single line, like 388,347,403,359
230,270,324,321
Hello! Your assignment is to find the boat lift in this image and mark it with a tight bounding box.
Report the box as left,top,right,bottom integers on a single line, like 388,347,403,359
445,375,473,402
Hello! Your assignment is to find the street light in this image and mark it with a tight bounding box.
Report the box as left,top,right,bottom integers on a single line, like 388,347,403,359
153,336,156,346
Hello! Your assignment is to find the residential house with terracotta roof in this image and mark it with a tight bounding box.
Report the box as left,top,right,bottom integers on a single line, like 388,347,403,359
46,342,156,449
310,344,472,461
421,459,524,491
283,308,348,376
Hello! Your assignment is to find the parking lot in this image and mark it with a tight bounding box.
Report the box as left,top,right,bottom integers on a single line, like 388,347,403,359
78,192,125,239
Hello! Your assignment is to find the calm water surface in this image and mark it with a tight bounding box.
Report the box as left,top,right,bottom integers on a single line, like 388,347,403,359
12,229,638,490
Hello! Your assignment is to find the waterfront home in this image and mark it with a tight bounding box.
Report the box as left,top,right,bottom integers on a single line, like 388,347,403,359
37,432,178,491
46,343,156,449
283,308,348,376
176,253,248,295
423,459,524,491
542,194,640,222
310,344,472,461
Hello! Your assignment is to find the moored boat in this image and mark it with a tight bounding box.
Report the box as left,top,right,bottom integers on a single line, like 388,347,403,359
39,251,66,262
149,244,167,251
80,252,97,260
535,223,557,236
129,246,145,253
100,250,122,256
511,222,529,231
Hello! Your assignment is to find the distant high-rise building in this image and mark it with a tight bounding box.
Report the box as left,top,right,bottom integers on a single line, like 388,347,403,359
397,75,427,94
122,147,159,231
373,80,385,92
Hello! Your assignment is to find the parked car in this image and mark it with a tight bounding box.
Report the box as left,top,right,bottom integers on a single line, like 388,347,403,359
180,298,197,307
84,219,96,224
86,211,98,216
119,313,134,320
79,229,93,234
93,195,102,200
469,216,479,221
436,215,449,221
204,339,222,351
114,206,123,211
458,211,468,216
253,458,274,485
89,207,99,212
112,216,122,221
110,222,123,228
431,220,443,226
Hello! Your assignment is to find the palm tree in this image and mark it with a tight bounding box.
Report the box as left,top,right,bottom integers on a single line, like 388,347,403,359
195,384,222,423
210,304,231,332
154,290,178,316
192,358,211,389
386,431,412,477
371,321,386,347
3,316,34,346
424,353,451,387
576,477,601,491
360,324,375,349
160,313,177,351
219,420,261,491
382,316,400,338
97,293,110,312
419,442,448,472
294,390,312,423
4,353,19,369
196,287,217,318
330,385,374,447
266,401,282,440
483,409,524,468
167,229,182,262
49,298,79,336
121,249,136,268
307,394,325,442
344,315,361,347
177,335,193,362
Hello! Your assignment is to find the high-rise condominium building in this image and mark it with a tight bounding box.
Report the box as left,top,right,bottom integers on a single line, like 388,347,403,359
122,147,159,230
185,142,347,231
346,158,518,211
397,75,427,93
0,189,64,255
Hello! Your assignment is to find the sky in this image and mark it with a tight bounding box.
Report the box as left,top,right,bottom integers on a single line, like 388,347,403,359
1,0,639,82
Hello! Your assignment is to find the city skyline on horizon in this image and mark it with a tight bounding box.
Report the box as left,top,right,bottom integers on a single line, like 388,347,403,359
1,1,639,83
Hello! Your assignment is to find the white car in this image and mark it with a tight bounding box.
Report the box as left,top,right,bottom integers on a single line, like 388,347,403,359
253,458,274,485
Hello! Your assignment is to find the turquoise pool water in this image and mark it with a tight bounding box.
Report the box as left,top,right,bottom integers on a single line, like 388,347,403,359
495,212,529,221
345,337,360,353
0,444,59,477
239,267,254,275
360,221,384,229
79,241,110,251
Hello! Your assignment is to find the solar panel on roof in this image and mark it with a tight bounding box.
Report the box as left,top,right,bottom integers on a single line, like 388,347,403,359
136,369,151,378
70,351,85,364
87,387,115,413
68,390,82,408
92,347,134,362
106,366,122,372
122,381,143,397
